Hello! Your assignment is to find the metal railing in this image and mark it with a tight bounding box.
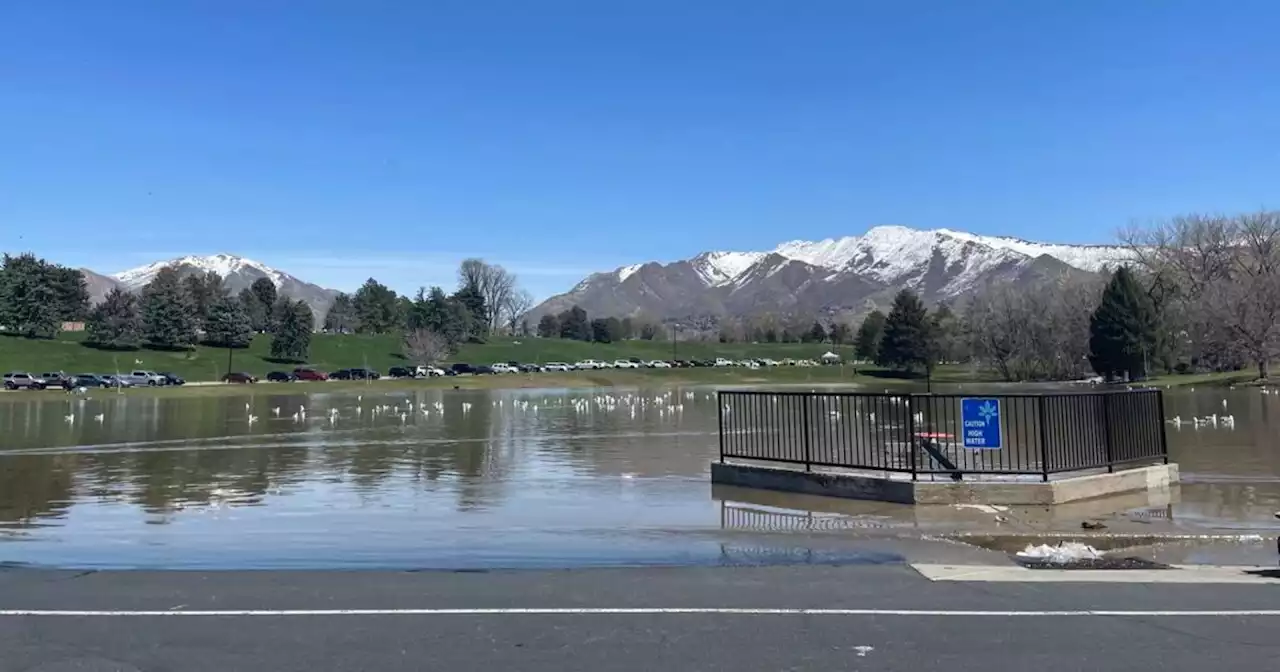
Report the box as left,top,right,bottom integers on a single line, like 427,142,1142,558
717,389,1168,481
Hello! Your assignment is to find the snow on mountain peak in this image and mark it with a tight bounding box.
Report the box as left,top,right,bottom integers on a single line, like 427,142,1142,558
112,254,288,289
616,264,644,282
692,251,765,286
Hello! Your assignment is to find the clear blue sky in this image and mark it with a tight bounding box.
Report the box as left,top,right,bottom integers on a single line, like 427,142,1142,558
3,1,1279,299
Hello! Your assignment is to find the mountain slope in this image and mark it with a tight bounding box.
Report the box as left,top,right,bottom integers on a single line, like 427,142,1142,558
528,225,1129,322
105,254,341,317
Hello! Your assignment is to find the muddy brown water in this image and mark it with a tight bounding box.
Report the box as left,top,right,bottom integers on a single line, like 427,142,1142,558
0,385,1275,568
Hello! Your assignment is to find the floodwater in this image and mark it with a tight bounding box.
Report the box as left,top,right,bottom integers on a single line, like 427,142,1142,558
0,384,1277,569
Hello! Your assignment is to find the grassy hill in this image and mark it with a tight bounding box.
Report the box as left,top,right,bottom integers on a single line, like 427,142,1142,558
0,332,861,382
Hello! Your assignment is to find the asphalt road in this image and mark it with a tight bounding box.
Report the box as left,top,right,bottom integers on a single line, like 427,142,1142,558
4,564,1280,671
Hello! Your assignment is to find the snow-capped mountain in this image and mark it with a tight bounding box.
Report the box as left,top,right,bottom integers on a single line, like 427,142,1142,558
528,225,1131,322
98,254,341,317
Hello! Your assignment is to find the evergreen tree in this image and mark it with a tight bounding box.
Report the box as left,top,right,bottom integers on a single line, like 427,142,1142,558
141,267,196,349
829,321,851,345
805,321,827,343
85,287,142,350
49,266,90,321
536,314,560,338
1089,266,1158,381
404,288,430,331
270,300,314,362
182,271,226,330
238,287,269,332
249,277,277,318
352,278,399,334
557,305,591,341
930,303,961,363
451,282,487,342
420,286,469,347
0,253,60,338
876,290,933,372
591,317,622,343
203,295,253,348
269,296,293,334
619,317,635,340
854,310,886,361
323,292,358,334
395,295,414,330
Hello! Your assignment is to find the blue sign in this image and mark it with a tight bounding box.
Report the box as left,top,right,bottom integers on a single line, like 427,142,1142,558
961,398,1002,450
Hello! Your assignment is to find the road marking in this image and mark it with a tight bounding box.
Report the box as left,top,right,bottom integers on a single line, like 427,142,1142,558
4,607,1280,617
913,564,1280,583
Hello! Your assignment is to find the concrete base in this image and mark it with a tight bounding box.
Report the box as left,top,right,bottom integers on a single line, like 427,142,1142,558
709,461,1179,506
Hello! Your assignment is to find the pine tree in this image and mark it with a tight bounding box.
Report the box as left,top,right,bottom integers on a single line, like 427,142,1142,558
1089,266,1157,381
0,253,61,338
183,271,226,330
249,277,277,318
238,288,268,332
876,290,933,372
829,322,852,345
536,314,559,338
85,288,142,350
805,321,827,343
352,278,399,334
269,296,293,334
270,300,314,362
49,266,90,322
204,295,253,348
853,310,886,361
141,267,196,349
451,282,487,342
322,292,357,333
557,306,591,341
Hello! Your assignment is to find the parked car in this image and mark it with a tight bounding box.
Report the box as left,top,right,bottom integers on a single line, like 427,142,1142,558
40,372,71,388
644,360,672,368
69,374,110,388
125,370,167,386
450,363,476,375
329,369,354,380
351,368,380,380
222,372,257,384
490,363,517,374
518,363,543,373
423,366,446,377
292,367,328,382
613,360,639,369
158,372,185,386
388,366,417,378
713,358,734,367
266,371,296,382
543,362,572,372
474,365,496,374
3,372,46,390
101,374,133,388
574,360,606,370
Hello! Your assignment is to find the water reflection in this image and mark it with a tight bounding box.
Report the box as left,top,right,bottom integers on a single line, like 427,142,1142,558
1,385,1280,567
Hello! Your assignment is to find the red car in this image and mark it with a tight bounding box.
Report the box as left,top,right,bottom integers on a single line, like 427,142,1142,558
222,372,257,384
292,367,328,381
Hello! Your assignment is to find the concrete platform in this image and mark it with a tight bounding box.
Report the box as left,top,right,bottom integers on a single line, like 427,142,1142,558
709,461,1179,505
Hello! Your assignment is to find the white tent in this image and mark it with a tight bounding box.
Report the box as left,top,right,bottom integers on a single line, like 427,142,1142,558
820,351,841,362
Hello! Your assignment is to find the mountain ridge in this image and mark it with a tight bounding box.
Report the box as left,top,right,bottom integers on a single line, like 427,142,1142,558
527,225,1130,323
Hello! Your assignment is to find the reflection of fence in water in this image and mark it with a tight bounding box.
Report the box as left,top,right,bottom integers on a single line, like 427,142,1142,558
719,503,892,533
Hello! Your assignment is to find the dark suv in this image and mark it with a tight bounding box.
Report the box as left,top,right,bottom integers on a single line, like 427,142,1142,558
388,366,416,378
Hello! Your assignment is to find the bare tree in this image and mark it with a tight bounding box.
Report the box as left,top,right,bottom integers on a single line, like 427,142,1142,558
403,328,450,365
457,259,518,334
963,274,1100,382
502,289,534,334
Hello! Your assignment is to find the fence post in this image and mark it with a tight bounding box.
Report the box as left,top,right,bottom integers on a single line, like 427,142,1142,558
1037,396,1049,482
906,394,917,481
717,391,725,464
802,394,812,472
1156,390,1169,465
1101,394,1114,473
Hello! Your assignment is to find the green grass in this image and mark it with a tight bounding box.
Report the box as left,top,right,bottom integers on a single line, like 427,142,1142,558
0,332,863,382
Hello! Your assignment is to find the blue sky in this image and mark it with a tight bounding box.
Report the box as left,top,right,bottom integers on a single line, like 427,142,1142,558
3,1,1280,299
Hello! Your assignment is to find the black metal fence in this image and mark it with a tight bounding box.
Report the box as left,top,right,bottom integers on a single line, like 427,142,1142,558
717,389,1168,481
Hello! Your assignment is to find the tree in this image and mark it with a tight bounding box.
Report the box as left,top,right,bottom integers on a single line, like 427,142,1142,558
503,289,534,334
49,266,90,322
961,277,1100,382
0,253,60,338
85,287,141,350
352,278,399,334
930,303,961,363
804,321,827,344
557,305,591,341
619,317,635,340
203,295,253,348
876,290,933,372
404,288,431,331
536,314,560,338
403,328,451,364
141,267,196,349
420,286,470,348
639,321,659,341
450,283,487,342
269,296,294,334
323,293,357,334
853,311,885,361
1089,266,1158,381
457,258,518,334
829,321,851,346
182,271,226,330
270,300,314,362
249,277,277,318
591,317,621,343
238,287,269,332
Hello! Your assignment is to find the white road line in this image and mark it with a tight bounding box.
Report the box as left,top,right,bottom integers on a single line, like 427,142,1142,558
3,608,1280,617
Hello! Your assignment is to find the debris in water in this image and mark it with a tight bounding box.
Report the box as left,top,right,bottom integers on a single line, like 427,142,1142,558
1016,542,1104,563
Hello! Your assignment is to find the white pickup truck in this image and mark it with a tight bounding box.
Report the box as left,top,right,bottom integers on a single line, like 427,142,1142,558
124,370,168,386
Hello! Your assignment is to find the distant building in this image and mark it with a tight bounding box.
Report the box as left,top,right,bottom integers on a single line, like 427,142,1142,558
61,321,86,332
